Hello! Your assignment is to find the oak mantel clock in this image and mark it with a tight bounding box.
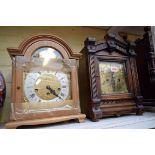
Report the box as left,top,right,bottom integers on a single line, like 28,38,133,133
5,35,85,128
79,33,143,121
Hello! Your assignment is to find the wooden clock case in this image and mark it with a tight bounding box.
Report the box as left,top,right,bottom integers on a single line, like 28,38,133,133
79,33,143,121
5,35,85,128
134,26,155,106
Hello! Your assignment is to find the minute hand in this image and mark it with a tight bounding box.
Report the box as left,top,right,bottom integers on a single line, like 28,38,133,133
46,85,63,100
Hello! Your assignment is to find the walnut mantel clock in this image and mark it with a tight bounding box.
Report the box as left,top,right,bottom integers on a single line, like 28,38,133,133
5,35,85,128
79,33,143,121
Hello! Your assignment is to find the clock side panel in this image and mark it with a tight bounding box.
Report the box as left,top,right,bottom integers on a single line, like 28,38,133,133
79,48,92,118
10,57,24,120
71,64,82,113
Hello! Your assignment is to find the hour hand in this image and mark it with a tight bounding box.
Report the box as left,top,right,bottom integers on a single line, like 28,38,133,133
46,85,63,100
46,85,57,96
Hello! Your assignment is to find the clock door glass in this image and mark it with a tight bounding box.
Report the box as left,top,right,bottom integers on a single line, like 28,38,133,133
99,61,128,94
23,47,73,111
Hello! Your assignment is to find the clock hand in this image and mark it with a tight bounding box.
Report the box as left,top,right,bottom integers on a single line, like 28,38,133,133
46,85,58,97
46,85,63,100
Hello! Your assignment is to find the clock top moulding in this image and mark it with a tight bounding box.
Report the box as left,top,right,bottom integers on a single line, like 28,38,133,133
7,34,82,59
6,34,85,129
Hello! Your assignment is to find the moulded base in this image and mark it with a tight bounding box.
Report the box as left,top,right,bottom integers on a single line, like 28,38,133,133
5,114,86,129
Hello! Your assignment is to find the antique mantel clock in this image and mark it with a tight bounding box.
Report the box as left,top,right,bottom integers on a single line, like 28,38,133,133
79,33,143,121
5,35,85,128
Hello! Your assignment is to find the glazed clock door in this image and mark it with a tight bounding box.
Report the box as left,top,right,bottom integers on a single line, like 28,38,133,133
13,47,80,120
22,47,74,113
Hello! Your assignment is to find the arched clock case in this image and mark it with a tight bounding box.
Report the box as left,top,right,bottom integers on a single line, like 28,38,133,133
5,35,85,128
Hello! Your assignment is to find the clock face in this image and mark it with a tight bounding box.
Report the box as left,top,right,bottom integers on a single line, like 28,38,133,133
99,61,128,94
24,71,71,104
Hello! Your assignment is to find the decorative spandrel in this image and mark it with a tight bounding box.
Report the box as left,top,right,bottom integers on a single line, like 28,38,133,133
99,62,128,94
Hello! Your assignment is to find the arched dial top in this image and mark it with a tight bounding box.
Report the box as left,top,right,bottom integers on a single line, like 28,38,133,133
32,47,63,60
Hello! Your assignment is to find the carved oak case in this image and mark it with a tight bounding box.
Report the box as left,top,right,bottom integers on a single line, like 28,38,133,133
6,34,85,128
135,26,155,106
79,33,143,121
